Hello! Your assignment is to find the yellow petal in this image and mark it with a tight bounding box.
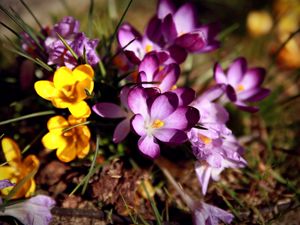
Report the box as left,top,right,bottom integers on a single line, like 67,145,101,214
23,155,40,172
75,78,94,101
47,116,69,131
68,101,91,118
1,137,21,167
56,144,77,162
42,132,67,150
0,167,15,196
75,133,90,158
12,179,32,199
0,166,15,180
68,115,86,125
25,179,36,198
52,96,71,108
34,81,59,100
73,64,94,80
53,66,75,90
79,125,91,139
76,142,90,159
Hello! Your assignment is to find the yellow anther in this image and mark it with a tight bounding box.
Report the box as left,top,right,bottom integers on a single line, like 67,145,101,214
151,119,165,128
198,134,212,145
171,85,177,90
145,44,153,53
236,84,245,92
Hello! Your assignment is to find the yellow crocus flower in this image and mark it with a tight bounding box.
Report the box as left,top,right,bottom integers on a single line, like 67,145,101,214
42,115,91,162
0,137,39,199
34,64,94,118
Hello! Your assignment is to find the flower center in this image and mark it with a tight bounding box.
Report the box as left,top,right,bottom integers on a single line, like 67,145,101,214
151,119,164,129
198,134,212,145
145,44,153,53
61,81,79,100
236,84,245,92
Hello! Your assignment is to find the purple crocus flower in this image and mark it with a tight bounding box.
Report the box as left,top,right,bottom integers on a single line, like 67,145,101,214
214,57,270,112
128,86,199,158
0,179,55,225
154,0,220,63
190,132,246,195
138,53,180,92
189,88,246,194
44,16,100,69
193,201,234,225
0,195,55,225
92,86,132,143
51,16,80,37
117,23,169,64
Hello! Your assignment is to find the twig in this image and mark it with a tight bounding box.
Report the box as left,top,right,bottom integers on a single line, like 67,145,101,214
273,27,300,58
51,207,180,225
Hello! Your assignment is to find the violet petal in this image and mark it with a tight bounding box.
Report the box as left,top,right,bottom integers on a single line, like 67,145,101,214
154,128,187,144
138,135,160,158
150,92,178,120
92,103,127,118
113,118,131,143
227,57,247,86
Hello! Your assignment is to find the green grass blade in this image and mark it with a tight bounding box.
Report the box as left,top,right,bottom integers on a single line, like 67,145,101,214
88,0,94,36
21,129,46,154
81,134,101,194
18,0,43,30
141,180,163,225
5,46,53,72
109,0,133,49
120,194,138,224
4,166,38,201
0,21,21,39
35,58,54,72
56,32,79,61
108,37,136,63
62,121,91,133
0,110,55,126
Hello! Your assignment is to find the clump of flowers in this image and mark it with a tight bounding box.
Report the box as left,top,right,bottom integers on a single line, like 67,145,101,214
0,0,273,224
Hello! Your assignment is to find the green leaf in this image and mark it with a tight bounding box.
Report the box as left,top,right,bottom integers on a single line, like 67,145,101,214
108,0,133,49
18,0,43,31
4,166,38,201
141,180,163,225
56,32,79,61
5,47,53,72
0,110,55,126
62,121,91,133
87,0,94,36
81,133,101,194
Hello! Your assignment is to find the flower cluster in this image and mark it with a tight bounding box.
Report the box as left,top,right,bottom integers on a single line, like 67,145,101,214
0,0,271,224
118,0,219,64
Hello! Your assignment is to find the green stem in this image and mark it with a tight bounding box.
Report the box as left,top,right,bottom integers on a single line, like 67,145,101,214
62,121,91,133
155,158,196,209
273,27,300,58
81,133,101,194
108,0,133,50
